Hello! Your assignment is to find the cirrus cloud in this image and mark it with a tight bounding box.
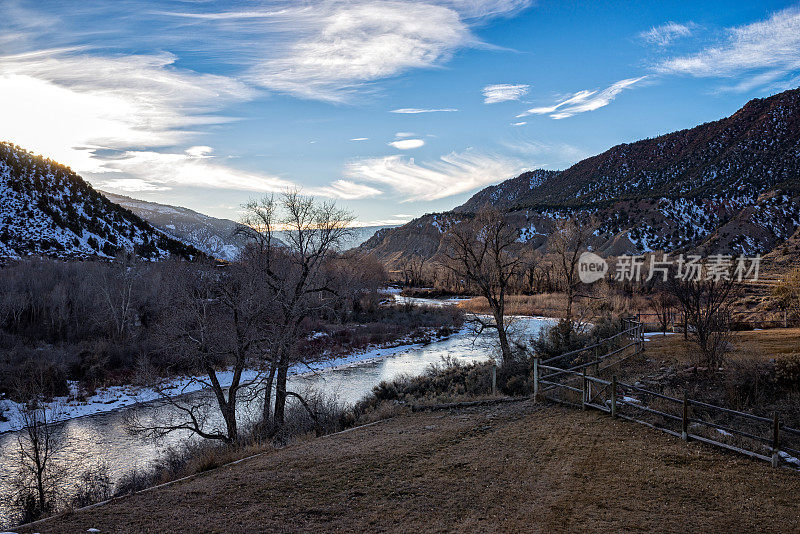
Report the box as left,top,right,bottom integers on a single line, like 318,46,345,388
518,76,646,119
655,6,800,92
639,21,696,46
482,83,529,103
342,150,525,201
160,0,533,103
390,107,459,114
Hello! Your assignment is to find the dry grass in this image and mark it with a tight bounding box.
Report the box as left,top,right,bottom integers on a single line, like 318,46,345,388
644,328,800,366
23,401,800,533
457,293,570,317
456,292,651,321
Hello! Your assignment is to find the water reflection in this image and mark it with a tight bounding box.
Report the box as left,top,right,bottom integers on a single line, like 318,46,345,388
0,312,553,525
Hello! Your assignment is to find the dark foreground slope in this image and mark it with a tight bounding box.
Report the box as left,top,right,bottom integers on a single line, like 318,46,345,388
25,401,800,533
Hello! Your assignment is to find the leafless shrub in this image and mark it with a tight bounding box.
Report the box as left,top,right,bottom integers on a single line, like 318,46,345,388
69,464,112,509
669,268,741,368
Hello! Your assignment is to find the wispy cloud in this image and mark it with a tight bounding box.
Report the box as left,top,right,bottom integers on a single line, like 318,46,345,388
654,6,800,91
519,76,646,119
482,83,529,103
101,178,171,192
350,137,369,141
639,21,696,46
98,147,296,193
98,147,382,200
342,150,524,201
388,139,425,150
390,108,459,114
0,0,534,204
158,1,532,103
311,179,383,200
0,43,375,201
0,49,254,174
242,2,472,102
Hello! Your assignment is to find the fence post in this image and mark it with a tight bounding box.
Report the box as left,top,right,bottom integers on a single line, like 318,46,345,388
772,412,781,468
492,362,497,397
582,367,588,410
637,322,643,354
533,357,539,400
611,375,618,418
682,393,689,441
593,344,600,375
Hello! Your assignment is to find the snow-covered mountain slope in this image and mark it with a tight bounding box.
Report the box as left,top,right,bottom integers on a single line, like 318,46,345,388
361,87,800,268
103,192,251,261
105,194,394,259
0,142,201,260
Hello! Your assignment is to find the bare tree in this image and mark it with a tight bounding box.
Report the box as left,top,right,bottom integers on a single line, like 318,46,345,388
549,217,592,327
651,288,677,336
443,208,521,362
6,372,66,524
669,269,741,368
402,255,428,288
93,257,139,341
130,260,267,443
239,191,353,434
771,268,800,327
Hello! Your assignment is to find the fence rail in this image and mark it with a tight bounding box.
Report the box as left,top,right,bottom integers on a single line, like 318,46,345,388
533,318,800,470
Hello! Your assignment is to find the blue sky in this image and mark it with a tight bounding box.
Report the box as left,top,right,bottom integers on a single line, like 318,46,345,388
2,1,800,224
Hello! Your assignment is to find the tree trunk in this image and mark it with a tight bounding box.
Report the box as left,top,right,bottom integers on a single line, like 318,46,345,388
493,309,512,362
272,359,290,431
261,359,278,424
223,404,237,443
565,291,574,324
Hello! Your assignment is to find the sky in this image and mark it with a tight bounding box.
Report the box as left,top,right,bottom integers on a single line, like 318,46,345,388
2,1,800,225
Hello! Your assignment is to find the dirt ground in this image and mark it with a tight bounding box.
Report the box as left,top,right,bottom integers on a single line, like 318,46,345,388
22,400,800,534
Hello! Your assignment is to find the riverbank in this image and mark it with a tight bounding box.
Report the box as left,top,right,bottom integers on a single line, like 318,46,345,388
0,326,459,434
19,400,800,533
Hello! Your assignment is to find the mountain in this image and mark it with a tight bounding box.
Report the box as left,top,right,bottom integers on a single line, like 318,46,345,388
106,192,396,259
340,225,399,250
454,170,559,213
0,142,201,260
361,88,800,268
103,192,250,261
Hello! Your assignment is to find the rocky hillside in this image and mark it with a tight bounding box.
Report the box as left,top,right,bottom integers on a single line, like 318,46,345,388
0,142,201,260
361,87,800,268
454,170,559,213
103,192,249,261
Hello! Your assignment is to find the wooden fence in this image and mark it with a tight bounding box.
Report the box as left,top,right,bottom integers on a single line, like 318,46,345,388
533,319,800,470
636,311,800,332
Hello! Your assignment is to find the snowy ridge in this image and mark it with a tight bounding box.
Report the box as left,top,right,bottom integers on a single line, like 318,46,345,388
361,87,800,265
0,143,200,260
103,192,250,261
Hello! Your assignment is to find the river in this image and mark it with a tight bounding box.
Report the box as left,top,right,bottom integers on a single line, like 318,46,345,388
0,299,554,526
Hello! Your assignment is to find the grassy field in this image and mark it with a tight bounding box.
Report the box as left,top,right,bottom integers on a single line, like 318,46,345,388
23,400,800,533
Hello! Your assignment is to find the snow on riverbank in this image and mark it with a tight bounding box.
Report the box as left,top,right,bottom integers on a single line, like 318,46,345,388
0,327,461,434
